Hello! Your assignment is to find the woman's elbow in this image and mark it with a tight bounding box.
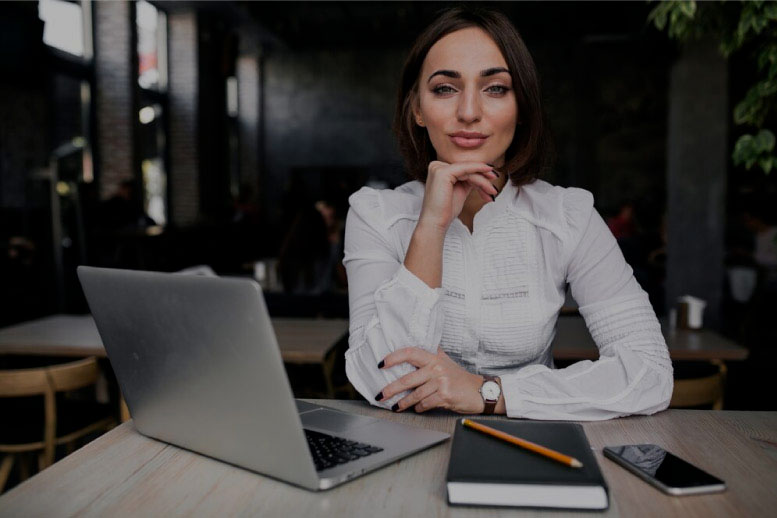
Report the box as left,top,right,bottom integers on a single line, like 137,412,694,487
345,350,392,410
634,368,674,415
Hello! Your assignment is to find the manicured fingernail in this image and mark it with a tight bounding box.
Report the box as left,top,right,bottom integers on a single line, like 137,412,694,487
491,169,499,177
491,194,496,202
375,391,384,401
391,403,400,412
377,360,385,369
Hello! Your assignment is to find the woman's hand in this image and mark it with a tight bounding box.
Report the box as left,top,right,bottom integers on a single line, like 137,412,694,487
377,347,485,414
419,161,499,231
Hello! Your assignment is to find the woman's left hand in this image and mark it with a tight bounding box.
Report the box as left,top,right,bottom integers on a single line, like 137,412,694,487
377,347,485,414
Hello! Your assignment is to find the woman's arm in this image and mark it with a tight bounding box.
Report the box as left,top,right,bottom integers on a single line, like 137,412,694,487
499,191,673,421
404,160,498,288
344,162,498,410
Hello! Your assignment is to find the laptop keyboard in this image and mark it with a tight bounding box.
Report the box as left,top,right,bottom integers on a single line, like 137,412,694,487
304,429,384,472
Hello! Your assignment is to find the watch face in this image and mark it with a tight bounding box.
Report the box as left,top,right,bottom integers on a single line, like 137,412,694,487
481,380,500,401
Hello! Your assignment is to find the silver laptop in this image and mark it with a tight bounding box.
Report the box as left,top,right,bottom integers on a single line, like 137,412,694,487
77,266,448,491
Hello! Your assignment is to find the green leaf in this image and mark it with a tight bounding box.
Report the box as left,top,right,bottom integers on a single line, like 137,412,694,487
754,129,776,153
759,156,774,174
757,44,777,73
753,14,769,35
733,134,755,166
679,1,696,18
765,3,777,21
734,81,777,126
649,4,669,31
737,7,754,42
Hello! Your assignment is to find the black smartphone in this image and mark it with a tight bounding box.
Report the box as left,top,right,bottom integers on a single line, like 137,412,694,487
603,444,726,496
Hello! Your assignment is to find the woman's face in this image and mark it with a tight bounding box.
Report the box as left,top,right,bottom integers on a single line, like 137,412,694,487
414,27,518,167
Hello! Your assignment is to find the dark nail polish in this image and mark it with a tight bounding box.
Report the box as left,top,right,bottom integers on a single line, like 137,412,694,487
491,194,496,202
375,391,384,401
391,403,400,412
377,360,385,369
491,169,499,177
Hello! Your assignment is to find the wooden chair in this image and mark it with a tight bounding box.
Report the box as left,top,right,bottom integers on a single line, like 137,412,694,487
0,357,116,492
670,359,727,410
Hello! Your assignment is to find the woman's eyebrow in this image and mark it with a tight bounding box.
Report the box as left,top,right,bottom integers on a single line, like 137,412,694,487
427,67,511,83
480,67,511,77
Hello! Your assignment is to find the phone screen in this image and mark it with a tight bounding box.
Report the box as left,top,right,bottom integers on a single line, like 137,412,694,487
604,444,724,489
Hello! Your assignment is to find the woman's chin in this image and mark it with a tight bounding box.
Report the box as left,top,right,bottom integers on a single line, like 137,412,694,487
440,149,499,165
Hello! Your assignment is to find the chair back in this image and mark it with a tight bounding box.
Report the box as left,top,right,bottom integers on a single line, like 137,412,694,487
0,357,102,469
45,357,100,392
670,360,727,410
0,368,49,398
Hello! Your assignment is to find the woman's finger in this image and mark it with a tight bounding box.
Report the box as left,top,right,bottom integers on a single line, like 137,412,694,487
378,364,434,401
414,392,446,413
430,161,496,181
379,347,435,370
459,173,499,197
394,379,438,412
460,176,499,202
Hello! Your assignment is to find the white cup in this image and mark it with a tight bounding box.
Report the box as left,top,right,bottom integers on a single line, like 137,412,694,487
678,295,706,329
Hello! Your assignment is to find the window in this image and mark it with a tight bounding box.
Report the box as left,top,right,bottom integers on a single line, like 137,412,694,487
38,0,94,183
39,0,92,59
37,0,95,311
226,75,240,198
136,0,169,226
136,0,167,91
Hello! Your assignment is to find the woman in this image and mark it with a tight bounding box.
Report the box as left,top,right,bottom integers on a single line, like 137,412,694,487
343,7,673,420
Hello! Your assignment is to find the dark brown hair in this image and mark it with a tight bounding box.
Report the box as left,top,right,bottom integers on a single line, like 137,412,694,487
393,6,553,186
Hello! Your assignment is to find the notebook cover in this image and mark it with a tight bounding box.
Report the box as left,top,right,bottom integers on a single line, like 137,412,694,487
446,419,608,505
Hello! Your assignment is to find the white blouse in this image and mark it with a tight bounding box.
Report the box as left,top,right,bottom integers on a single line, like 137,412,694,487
342,178,673,421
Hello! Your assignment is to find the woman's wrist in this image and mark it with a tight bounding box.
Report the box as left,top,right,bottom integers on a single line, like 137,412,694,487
404,219,446,289
415,216,450,237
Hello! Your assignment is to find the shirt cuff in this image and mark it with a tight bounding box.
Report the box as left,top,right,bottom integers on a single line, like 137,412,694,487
395,263,443,303
499,366,547,418
373,264,444,353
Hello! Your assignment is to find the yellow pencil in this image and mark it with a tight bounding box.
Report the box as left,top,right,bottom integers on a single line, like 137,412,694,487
462,418,583,468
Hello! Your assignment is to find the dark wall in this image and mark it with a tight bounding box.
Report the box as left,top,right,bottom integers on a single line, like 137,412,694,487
258,2,672,244
263,47,407,231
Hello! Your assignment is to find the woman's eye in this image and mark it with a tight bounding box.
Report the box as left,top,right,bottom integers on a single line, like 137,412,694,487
486,85,510,95
432,85,456,95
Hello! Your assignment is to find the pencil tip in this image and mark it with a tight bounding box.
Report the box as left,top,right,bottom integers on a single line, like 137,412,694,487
571,459,583,468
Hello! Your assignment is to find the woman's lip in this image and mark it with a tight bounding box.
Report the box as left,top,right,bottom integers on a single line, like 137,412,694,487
450,135,488,148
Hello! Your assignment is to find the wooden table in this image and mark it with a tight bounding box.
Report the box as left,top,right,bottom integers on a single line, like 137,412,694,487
552,316,749,361
0,400,774,517
2,314,745,364
0,314,349,397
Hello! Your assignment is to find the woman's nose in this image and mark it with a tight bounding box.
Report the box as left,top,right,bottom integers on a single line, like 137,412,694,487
456,89,482,123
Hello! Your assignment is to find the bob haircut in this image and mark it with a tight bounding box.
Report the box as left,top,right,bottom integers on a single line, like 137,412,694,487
393,6,553,187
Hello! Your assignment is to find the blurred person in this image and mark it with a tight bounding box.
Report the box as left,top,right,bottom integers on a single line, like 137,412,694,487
606,201,636,240
743,210,777,275
277,200,346,295
100,179,156,231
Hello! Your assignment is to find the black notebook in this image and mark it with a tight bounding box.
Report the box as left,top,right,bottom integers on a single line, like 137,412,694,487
446,419,609,510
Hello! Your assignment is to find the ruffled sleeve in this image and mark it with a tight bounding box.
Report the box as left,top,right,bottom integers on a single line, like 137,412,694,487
343,188,445,409
499,188,673,420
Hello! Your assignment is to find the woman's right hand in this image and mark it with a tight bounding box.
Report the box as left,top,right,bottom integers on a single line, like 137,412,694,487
419,161,499,231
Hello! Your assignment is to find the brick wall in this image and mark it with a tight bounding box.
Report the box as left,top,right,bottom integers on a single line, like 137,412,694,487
94,0,133,200
168,11,199,227
237,50,260,193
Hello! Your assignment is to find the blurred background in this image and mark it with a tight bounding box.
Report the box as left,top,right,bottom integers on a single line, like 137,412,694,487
0,1,775,414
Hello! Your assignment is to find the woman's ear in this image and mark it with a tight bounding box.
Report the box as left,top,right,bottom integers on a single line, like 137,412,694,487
412,96,425,127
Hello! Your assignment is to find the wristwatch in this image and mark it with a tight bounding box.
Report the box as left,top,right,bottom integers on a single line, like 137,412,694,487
479,375,501,415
